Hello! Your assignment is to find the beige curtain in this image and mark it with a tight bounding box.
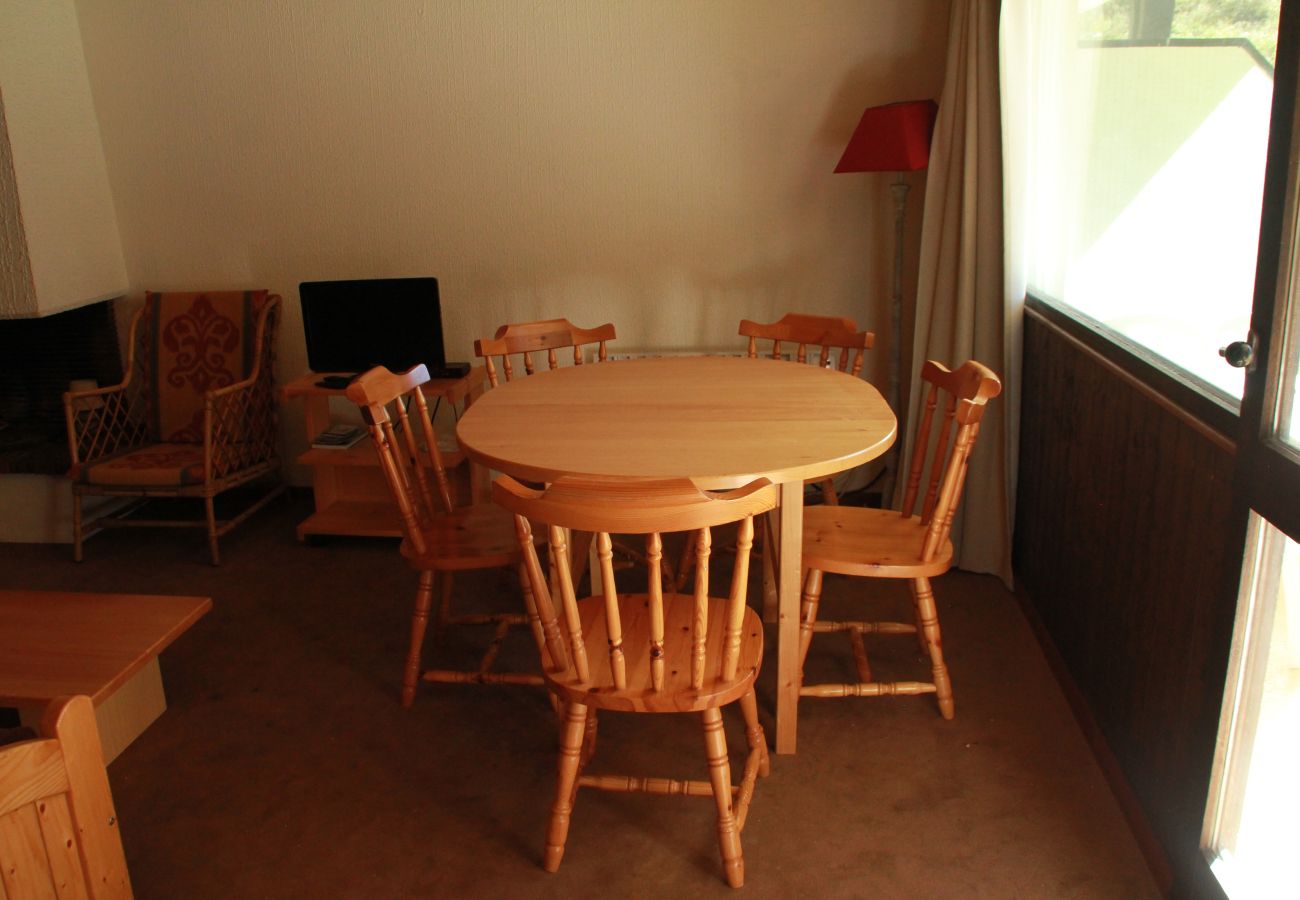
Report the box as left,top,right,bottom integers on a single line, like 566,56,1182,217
907,0,1018,587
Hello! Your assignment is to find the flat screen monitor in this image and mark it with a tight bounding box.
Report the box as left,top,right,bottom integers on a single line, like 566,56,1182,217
299,277,446,376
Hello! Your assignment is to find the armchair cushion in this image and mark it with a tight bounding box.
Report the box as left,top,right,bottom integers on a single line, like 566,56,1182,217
72,442,205,487
148,290,270,442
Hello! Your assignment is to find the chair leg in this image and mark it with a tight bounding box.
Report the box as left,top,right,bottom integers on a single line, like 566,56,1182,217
544,701,588,873
702,707,744,888
799,568,824,671
580,708,599,769
72,491,84,562
565,709,599,808
912,591,930,655
739,688,769,778
819,477,838,505
432,571,454,645
204,496,220,565
402,570,436,708
911,577,954,720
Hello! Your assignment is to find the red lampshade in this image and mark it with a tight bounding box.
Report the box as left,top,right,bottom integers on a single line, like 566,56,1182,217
834,99,938,173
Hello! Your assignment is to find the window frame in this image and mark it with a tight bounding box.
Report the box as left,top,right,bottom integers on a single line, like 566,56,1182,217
1025,292,1241,445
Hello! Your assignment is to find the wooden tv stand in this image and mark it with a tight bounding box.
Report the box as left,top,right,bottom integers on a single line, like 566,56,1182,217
282,368,486,540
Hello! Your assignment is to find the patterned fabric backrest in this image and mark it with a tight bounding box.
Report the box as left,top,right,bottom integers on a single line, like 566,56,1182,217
144,291,270,443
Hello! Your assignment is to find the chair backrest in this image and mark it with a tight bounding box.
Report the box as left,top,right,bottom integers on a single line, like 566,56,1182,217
0,695,132,899
739,312,874,375
494,476,776,695
473,318,616,388
900,360,1002,562
129,290,279,442
346,365,455,554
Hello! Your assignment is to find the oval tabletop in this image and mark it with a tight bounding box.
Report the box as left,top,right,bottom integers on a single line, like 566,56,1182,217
455,356,896,488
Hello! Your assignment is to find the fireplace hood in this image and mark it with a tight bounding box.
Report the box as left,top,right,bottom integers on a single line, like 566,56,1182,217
0,0,127,319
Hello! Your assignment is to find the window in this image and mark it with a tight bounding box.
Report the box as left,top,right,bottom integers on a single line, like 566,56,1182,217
1203,516,1300,898
1004,1,1282,402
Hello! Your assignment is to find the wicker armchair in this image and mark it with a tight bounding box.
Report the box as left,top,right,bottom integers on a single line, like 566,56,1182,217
64,290,286,564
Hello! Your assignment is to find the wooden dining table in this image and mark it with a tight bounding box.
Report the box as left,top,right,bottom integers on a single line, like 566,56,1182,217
455,355,895,753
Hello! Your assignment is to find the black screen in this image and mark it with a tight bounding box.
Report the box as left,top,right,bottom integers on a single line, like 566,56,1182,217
298,278,445,375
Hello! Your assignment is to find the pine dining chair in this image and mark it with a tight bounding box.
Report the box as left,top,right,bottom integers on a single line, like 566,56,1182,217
738,312,875,506
494,474,777,889
345,365,546,707
0,695,133,898
797,359,1001,719
740,311,874,375
473,317,616,387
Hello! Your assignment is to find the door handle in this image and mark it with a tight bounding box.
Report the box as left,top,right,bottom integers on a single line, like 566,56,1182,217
1219,338,1256,369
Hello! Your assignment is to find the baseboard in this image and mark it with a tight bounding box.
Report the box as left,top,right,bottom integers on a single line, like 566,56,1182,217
0,475,126,544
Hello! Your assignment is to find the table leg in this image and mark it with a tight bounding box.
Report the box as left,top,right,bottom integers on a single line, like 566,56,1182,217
460,389,493,505
775,479,803,755
469,463,492,504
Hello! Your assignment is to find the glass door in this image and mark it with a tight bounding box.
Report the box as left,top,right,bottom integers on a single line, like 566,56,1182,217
1203,2,1300,896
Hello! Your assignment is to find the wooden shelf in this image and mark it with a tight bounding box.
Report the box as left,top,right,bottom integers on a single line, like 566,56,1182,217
295,500,403,539
296,444,465,469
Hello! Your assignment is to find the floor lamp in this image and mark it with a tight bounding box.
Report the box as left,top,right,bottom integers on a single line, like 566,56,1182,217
834,98,937,507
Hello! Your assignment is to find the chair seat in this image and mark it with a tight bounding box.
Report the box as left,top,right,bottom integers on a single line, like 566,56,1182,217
399,502,525,571
72,442,205,487
546,593,763,713
802,506,953,578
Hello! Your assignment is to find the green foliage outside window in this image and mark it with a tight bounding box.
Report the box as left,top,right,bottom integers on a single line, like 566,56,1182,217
1080,0,1279,64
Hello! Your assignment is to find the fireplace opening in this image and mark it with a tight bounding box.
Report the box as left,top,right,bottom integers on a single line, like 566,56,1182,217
0,300,123,475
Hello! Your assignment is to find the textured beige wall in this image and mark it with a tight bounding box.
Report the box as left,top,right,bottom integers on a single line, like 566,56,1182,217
0,0,126,317
74,0,948,470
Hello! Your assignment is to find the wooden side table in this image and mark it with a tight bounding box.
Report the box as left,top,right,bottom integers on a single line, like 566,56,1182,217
282,367,486,539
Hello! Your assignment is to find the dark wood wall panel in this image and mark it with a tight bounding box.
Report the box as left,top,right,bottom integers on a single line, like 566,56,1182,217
1015,312,1238,885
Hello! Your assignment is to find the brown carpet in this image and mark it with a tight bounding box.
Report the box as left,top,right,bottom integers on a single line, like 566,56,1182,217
0,494,1159,898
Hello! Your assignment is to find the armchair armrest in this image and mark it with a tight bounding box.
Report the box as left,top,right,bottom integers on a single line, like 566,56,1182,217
204,377,278,481
63,380,149,471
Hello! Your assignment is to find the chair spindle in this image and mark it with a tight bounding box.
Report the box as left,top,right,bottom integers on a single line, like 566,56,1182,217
548,524,589,682
597,531,627,689
901,383,939,517
692,525,712,691
721,515,755,682
647,531,666,691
